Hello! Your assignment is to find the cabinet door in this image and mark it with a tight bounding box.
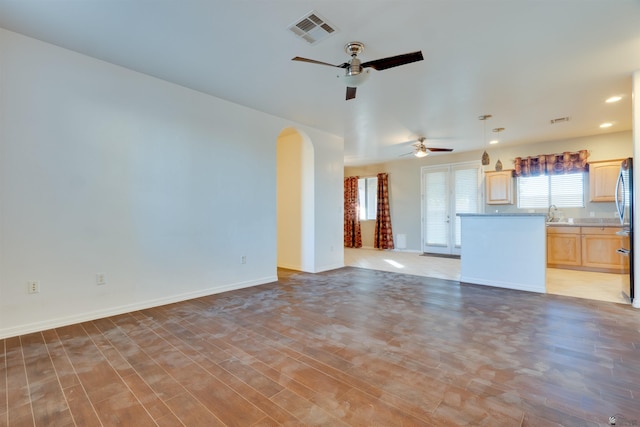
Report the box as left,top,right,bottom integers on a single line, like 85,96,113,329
581,229,629,272
589,160,621,202
485,171,513,205
547,233,581,267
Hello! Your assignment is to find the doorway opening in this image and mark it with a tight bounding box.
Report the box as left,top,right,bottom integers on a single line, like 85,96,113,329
276,127,315,273
421,162,483,255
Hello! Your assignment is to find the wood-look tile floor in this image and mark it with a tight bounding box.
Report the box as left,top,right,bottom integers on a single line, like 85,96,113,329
3,267,640,426
345,247,627,304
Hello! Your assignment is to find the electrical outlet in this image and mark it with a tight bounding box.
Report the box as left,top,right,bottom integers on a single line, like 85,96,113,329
241,255,247,264
27,280,40,294
96,273,107,286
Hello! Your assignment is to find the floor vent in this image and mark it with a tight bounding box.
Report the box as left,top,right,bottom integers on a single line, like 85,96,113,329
288,11,338,45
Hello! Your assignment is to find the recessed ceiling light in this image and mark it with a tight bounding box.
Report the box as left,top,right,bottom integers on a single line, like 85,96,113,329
489,140,499,145
600,122,613,128
605,96,622,103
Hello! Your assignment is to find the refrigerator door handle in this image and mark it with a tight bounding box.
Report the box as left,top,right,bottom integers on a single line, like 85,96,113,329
616,170,624,224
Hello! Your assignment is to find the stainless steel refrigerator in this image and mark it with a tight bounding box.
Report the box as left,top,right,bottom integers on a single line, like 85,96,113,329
615,158,636,306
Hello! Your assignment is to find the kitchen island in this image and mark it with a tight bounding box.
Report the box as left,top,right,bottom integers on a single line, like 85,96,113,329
458,213,547,293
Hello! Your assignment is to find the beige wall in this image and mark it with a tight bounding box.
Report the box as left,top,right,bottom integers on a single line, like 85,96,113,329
345,130,633,251
277,129,315,271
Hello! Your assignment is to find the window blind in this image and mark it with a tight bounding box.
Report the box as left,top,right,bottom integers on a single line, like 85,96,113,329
454,167,481,246
517,173,584,209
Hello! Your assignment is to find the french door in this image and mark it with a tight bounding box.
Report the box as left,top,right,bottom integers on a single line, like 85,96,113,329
421,162,483,255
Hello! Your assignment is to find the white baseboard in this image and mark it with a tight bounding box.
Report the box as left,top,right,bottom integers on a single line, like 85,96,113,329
460,276,546,294
313,262,345,273
355,246,421,253
0,275,277,339
277,262,304,271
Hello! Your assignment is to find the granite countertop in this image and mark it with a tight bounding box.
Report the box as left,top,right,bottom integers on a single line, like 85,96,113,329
457,213,546,217
457,213,622,227
546,218,621,228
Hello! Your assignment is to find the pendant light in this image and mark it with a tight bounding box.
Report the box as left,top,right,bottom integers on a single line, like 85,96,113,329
479,114,492,165
492,127,505,171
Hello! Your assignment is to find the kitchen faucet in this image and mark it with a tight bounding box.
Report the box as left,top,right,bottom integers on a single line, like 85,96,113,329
547,205,558,222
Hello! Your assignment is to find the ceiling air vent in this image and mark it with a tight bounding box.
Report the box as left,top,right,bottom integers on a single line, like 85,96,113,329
550,116,570,124
288,11,338,45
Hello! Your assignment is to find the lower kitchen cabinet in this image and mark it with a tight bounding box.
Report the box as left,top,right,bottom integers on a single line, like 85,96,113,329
582,228,628,273
547,226,581,267
547,226,629,273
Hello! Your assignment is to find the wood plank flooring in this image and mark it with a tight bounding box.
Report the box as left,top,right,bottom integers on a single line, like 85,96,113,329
2,267,640,426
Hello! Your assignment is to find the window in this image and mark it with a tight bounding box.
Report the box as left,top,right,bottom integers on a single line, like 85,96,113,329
358,177,377,220
517,173,584,209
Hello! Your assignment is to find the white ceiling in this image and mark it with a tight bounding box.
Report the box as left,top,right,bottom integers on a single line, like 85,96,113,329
1,0,639,166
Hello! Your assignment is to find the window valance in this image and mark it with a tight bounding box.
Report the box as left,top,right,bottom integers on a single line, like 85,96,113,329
513,150,588,177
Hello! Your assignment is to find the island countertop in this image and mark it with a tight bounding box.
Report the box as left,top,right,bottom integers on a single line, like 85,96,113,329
457,213,546,217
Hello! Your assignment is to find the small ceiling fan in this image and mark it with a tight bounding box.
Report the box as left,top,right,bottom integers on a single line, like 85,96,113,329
292,42,423,100
402,137,454,158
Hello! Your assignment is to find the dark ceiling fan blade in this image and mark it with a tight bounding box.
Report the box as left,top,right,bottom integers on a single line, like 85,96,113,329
361,51,424,71
291,56,349,68
426,147,454,152
346,87,357,100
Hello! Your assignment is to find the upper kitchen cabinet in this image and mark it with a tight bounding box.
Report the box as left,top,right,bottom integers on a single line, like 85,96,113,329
485,170,513,205
589,159,623,202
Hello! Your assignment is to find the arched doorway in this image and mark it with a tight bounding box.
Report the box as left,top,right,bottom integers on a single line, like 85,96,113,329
276,127,315,272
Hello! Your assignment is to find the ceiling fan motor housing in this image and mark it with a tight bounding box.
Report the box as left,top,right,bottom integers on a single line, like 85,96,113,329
347,57,362,76
344,41,365,56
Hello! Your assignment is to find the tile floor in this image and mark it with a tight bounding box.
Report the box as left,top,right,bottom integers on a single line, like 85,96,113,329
345,248,629,304
3,266,640,426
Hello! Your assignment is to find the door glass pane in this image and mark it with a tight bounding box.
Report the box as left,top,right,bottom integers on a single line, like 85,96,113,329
454,167,481,246
425,170,448,246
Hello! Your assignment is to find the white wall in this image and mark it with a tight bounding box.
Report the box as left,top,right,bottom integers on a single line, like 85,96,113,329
346,131,633,251
311,127,345,272
0,29,343,338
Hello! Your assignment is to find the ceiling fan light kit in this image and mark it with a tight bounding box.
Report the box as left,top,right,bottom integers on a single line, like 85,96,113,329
414,146,429,158
292,41,424,100
404,137,453,158
338,69,370,87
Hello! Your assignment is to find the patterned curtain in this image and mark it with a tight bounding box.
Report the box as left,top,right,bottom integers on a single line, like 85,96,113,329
513,150,589,177
344,176,362,248
374,173,394,250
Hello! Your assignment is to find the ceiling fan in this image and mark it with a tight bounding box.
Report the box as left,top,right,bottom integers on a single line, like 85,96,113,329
402,137,454,158
292,42,423,100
